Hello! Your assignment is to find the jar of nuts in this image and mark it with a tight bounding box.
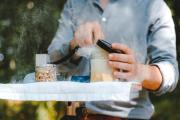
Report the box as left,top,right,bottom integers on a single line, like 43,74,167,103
35,64,57,82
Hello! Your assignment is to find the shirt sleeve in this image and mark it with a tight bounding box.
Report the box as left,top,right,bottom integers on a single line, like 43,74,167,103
47,0,82,73
147,0,179,95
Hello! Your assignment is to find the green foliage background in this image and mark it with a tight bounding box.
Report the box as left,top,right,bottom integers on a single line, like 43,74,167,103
0,0,179,120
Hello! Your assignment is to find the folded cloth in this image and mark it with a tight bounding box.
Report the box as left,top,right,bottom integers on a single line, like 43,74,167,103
0,81,142,102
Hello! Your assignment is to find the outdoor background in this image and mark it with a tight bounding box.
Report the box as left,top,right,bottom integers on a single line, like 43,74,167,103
0,0,179,120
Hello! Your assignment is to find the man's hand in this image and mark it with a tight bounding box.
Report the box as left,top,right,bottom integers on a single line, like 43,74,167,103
108,43,163,91
70,21,104,49
108,43,140,80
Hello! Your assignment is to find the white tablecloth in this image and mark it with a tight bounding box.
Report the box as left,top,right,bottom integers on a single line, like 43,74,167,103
0,81,141,102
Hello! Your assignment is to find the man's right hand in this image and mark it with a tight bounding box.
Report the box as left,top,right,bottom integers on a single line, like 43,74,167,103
70,21,104,49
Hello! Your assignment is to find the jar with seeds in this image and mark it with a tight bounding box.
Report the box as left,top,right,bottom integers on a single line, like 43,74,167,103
35,64,57,82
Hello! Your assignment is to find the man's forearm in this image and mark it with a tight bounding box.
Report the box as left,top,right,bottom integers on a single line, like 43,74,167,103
142,65,163,91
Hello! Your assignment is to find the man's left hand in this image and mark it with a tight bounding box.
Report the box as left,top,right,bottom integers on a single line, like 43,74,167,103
108,43,143,81
108,43,163,91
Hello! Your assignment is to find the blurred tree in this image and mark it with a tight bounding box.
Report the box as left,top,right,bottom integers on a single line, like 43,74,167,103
0,0,66,120
0,0,66,82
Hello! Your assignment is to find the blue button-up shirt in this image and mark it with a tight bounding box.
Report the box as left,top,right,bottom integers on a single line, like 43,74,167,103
48,0,179,119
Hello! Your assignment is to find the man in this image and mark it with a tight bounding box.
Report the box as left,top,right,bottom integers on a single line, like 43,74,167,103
48,0,179,119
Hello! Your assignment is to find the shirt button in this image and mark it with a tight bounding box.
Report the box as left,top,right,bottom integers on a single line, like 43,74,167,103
101,17,107,22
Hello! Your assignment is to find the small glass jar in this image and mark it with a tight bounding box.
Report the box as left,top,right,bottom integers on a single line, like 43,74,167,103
90,45,114,82
35,64,57,82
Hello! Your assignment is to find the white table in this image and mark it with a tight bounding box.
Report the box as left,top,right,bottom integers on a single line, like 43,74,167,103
0,81,142,102
0,73,142,102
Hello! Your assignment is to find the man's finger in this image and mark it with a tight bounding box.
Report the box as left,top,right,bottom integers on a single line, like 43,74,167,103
84,34,93,46
93,22,104,42
109,61,132,71
113,71,132,80
77,24,93,46
112,43,133,55
109,53,135,64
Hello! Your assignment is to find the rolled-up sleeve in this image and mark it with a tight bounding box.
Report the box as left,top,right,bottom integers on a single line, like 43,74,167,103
48,0,81,73
147,1,179,95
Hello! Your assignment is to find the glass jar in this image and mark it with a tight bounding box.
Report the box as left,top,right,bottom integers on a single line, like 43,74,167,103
35,64,57,82
90,45,114,82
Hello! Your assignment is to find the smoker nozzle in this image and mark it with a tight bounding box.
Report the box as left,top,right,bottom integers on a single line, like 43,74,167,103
97,40,123,53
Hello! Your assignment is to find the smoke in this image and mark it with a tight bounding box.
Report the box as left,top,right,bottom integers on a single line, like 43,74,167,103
76,45,96,59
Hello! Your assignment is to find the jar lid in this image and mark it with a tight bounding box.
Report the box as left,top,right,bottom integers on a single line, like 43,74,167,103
36,64,56,67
